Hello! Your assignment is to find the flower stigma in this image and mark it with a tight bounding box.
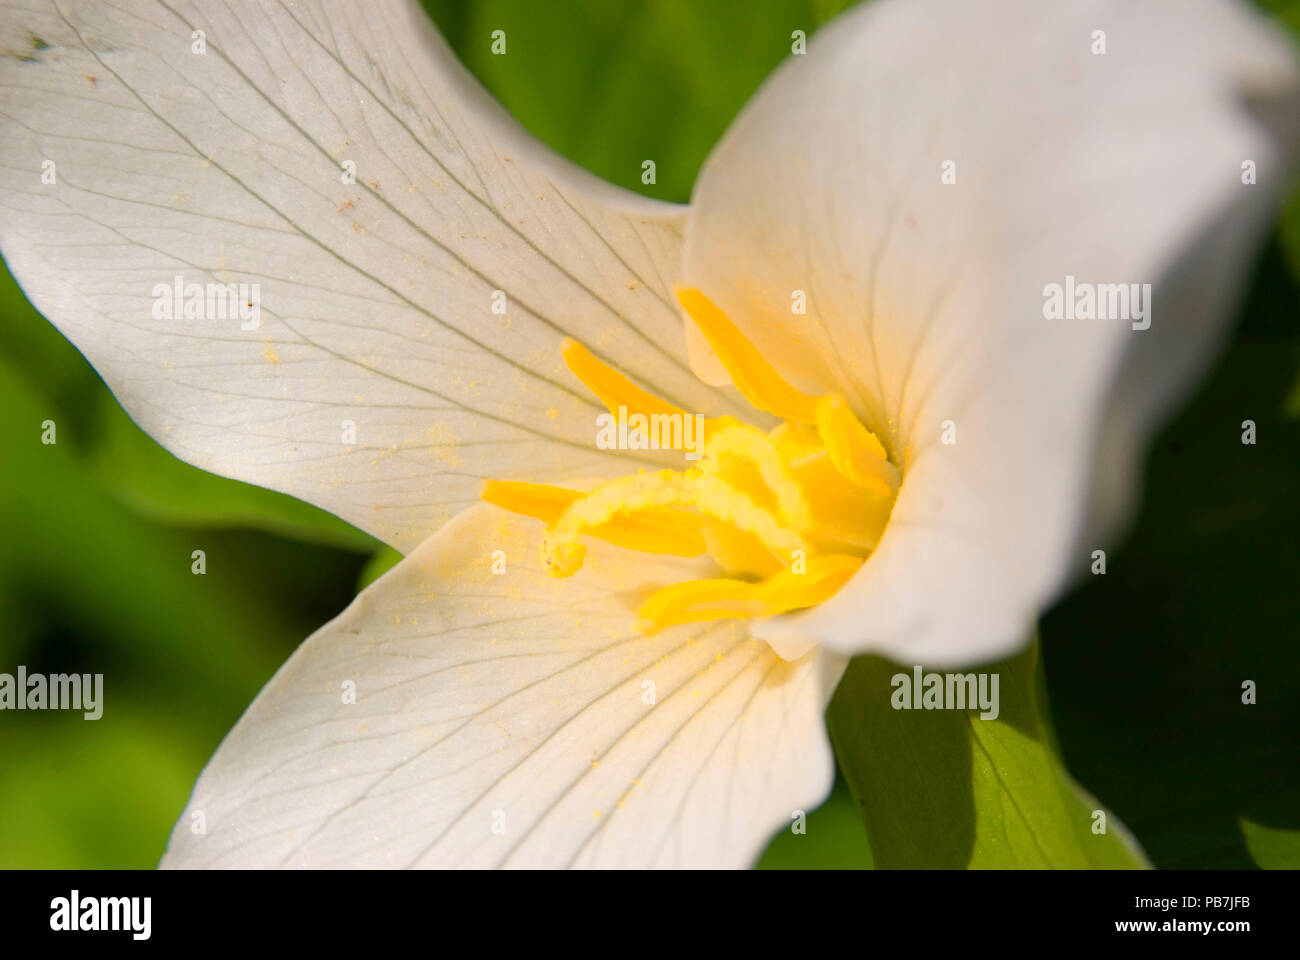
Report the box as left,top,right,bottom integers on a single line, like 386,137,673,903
483,288,899,633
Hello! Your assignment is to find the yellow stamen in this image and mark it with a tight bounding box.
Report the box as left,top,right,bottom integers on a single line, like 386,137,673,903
769,420,823,465
482,479,706,558
562,338,685,419
638,555,863,631
539,470,696,576
481,478,579,524
702,421,809,531
814,394,901,495
538,469,806,578
784,451,892,553
484,293,902,634
687,472,809,560
676,287,821,423
677,287,897,494
699,519,787,580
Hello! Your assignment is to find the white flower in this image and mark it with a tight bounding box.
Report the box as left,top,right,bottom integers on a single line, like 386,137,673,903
1,0,1295,868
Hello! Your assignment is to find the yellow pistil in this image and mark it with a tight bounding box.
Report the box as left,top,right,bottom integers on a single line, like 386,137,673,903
482,288,900,632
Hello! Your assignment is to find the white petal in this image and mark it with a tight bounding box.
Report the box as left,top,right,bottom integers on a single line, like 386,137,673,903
682,0,1300,665
0,0,738,550
159,504,842,868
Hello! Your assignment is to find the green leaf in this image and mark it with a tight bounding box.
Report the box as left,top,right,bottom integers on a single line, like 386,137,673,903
0,345,372,866
1285,367,1300,418
827,638,1147,868
0,710,200,868
756,777,875,869
1042,302,1300,868
421,0,861,203
1239,819,1300,868
357,545,405,592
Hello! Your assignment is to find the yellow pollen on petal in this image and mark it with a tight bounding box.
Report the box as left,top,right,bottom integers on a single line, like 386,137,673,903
483,296,901,633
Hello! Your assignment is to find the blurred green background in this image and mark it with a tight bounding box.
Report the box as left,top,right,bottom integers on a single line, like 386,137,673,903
1,0,1297,869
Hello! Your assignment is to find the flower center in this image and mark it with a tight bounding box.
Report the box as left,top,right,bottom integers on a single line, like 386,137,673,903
483,288,898,632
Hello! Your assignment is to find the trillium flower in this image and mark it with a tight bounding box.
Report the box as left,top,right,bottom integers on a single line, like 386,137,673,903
1,0,1296,868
